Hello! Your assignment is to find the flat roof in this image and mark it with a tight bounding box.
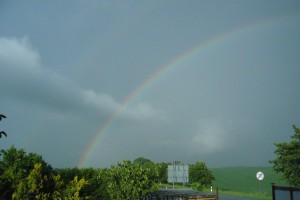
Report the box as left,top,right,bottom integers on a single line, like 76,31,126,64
148,189,216,199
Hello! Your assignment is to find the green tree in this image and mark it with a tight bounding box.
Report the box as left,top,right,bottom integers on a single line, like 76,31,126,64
270,125,300,186
191,182,204,191
0,146,53,199
62,176,89,200
79,168,107,199
133,157,170,183
133,157,152,166
0,146,94,199
157,162,169,183
56,167,107,199
13,163,51,200
106,160,159,200
56,167,81,185
189,162,215,190
13,163,90,200
90,168,110,199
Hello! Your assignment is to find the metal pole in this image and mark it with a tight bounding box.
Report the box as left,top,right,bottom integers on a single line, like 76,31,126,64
290,188,293,200
271,183,275,200
173,161,175,189
260,180,262,193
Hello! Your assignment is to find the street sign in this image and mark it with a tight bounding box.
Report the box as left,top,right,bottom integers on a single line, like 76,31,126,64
256,171,264,181
168,163,189,183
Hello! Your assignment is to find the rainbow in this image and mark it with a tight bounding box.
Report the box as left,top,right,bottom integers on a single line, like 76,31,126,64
77,13,298,167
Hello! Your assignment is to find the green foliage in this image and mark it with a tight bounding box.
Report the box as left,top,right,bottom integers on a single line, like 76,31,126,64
92,169,110,199
56,167,81,185
189,162,214,188
12,165,90,200
56,167,108,199
270,125,300,186
0,146,53,199
13,163,51,200
191,182,204,191
133,157,169,183
106,160,159,200
0,147,161,200
0,146,91,199
62,176,89,200
0,147,187,199
78,168,106,199
157,162,169,183
133,157,152,166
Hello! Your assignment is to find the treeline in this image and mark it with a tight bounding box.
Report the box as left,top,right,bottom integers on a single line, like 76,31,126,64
0,146,214,200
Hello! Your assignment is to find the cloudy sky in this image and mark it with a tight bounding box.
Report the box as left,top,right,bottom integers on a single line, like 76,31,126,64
0,1,299,168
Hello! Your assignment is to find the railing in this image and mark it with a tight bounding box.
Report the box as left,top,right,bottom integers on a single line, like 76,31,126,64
272,184,300,200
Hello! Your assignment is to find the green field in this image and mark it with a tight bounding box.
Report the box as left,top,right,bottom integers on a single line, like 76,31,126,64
162,166,290,199
210,166,288,195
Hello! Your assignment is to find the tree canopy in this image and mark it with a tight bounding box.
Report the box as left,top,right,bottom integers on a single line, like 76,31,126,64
104,160,159,200
0,146,91,199
133,157,152,166
0,146,162,199
270,125,300,186
0,146,54,199
189,161,215,190
0,145,216,199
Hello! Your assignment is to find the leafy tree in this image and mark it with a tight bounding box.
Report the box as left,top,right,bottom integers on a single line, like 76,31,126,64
189,162,215,189
50,174,65,199
56,167,81,184
90,168,110,199
0,146,53,199
12,163,90,200
106,160,159,200
191,182,204,191
13,163,51,200
133,157,170,183
61,176,89,200
56,167,107,199
80,168,107,199
157,162,169,183
270,125,300,186
133,157,152,166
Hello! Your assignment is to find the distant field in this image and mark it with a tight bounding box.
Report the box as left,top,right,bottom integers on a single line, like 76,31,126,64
210,166,288,194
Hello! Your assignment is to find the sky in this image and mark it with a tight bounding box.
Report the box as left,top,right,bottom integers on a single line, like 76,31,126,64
0,1,300,168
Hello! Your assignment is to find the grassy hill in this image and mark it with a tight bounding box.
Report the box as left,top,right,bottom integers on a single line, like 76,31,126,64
210,166,288,194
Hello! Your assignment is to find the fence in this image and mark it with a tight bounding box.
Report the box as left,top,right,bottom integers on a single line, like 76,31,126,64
272,184,300,200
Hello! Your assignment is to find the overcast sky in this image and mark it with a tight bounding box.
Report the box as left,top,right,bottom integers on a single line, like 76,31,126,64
1,1,300,168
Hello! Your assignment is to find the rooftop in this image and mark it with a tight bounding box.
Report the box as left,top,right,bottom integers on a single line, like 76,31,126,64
147,189,216,200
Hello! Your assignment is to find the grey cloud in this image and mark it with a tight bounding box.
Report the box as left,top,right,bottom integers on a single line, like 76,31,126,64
0,36,165,121
0,37,41,69
1,1,299,168
188,118,231,155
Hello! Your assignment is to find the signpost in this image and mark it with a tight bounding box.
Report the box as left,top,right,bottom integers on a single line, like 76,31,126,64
256,171,264,193
256,171,264,181
168,161,189,189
